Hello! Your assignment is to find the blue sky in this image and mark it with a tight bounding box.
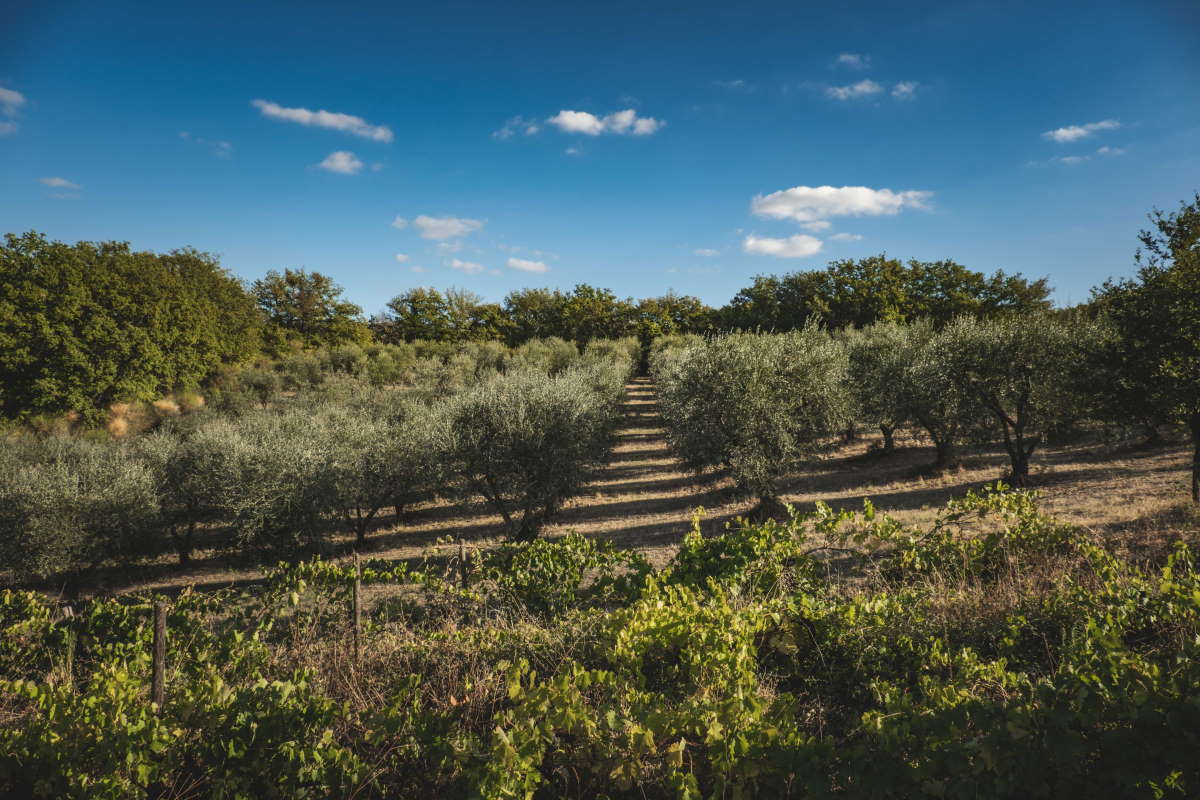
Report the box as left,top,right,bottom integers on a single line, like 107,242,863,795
2,0,1198,315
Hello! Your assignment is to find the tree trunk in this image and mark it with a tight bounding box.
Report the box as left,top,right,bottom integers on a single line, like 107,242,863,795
174,523,194,566
842,422,857,443
934,438,958,470
1010,450,1031,488
880,424,895,453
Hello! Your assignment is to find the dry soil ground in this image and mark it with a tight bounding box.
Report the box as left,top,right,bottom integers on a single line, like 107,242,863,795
95,377,1196,596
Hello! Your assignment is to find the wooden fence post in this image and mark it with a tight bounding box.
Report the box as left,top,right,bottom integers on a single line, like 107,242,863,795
352,552,362,666
61,605,75,689
458,538,469,589
151,600,167,712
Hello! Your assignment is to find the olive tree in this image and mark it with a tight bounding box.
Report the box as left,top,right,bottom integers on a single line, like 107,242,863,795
942,313,1097,486
443,366,618,541
0,438,159,580
654,328,850,504
844,322,912,452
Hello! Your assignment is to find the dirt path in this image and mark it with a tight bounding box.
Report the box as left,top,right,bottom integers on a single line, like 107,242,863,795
104,377,1194,595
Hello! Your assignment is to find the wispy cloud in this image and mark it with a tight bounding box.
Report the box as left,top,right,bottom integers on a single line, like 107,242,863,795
830,232,863,242
694,248,719,257
743,234,824,258
317,150,364,174
1096,145,1127,156
180,131,232,158
547,109,664,136
891,81,918,99
40,176,80,190
1042,119,1119,143
492,115,541,139
449,258,484,274
391,216,408,229
0,86,26,134
251,99,393,142
712,79,748,89
507,257,549,273
413,215,484,240
833,53,870,69
565,146,582,156
394,253,410,263
827,79,883,100
752,185,932,223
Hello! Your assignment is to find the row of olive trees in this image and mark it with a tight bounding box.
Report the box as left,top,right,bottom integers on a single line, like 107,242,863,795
0,344,635,583
653,314,1107,504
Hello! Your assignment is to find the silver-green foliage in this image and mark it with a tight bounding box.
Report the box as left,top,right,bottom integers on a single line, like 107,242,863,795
654,328,851,501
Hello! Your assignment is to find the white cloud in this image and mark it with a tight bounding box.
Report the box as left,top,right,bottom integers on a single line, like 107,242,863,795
546,108,664,136
827,79,883,100
394,253,410,263
1055,155,1087,165
565,146,582,156
413,215,484,240
0,121,16,136
834,53,870,69
830,232,863,242
752,185,932,223
39,176,80,189
694,248,719,257
892,81,918,99
391,216,408,229
410,265,426,273
712,79,747,89
437,241,464,254
0,87,25,116
251,99,393,142
507,257,549,273
1097,145,1127,156
800,220,832,232
317,150,364,174
1042,119,1119,143
492,115,541,139
743,234,823,258
449,258,484,274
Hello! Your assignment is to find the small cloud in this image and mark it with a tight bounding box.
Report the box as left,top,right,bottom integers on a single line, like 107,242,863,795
437,241,464,254
694,248,719,257
546,108,664,136
892,81,918,99
317,150,364,174
410,265,426,273
449,258,484,274
1097,145,1127,156
492,115,541,139
565,146,582,156
830,232,863,242
800,220,832,232
1056,155,1088,165
391,216,408,229
712,79,748,89
40,176,80,190
834,53,870,69
0,86,26,116
666,266,680,273
826,79,884,100
752,185,932,223
507,257,549,273
414,215,484,240
743,234,824,258
394,253,410,263
0,121,18,136
251,99,393,142
1042,119,1119,143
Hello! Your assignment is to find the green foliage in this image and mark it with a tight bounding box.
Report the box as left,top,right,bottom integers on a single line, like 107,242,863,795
252,268,367,351
654,328,851,500
0,232,262,420
443,365,623,540
720,254,1052,332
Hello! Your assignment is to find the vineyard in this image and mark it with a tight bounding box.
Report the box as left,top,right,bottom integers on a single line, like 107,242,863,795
1,196,1198,798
